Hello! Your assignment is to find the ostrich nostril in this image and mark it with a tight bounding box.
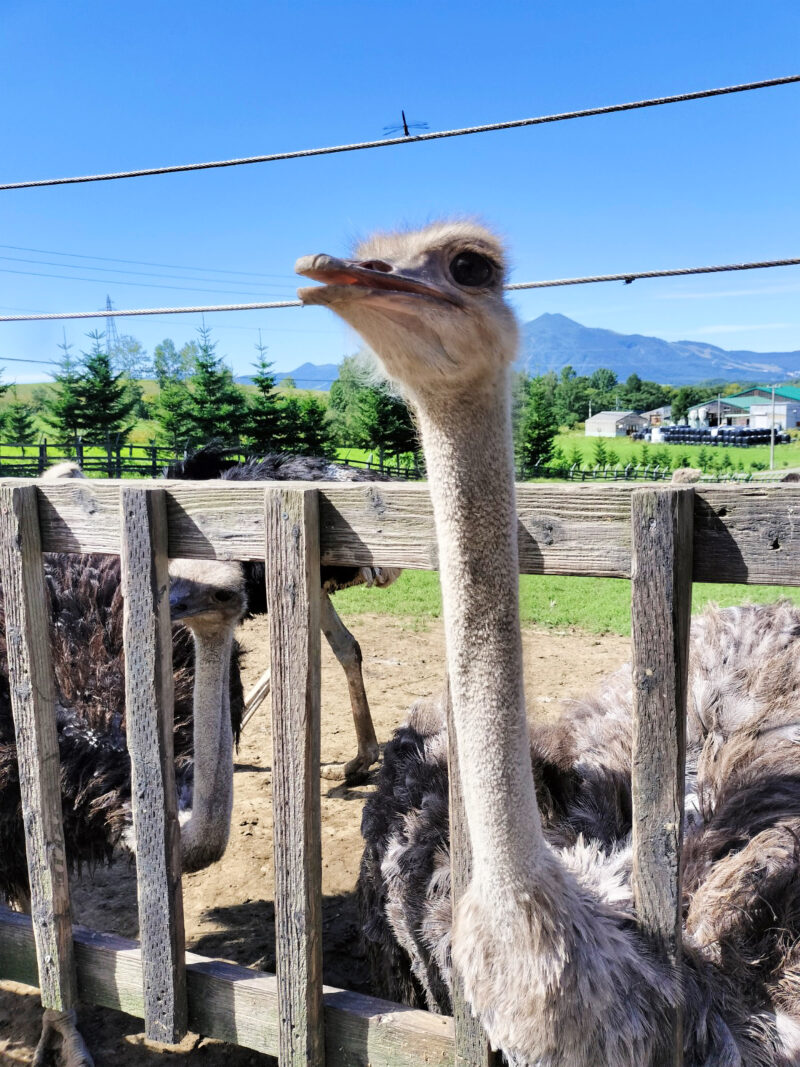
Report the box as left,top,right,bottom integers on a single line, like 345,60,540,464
358,259,393,273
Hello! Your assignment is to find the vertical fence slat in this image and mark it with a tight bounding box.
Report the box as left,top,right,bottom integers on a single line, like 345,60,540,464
120,487,187,1043
0,485,77,1009
446,680,499,1067
265,487,324,1067
631,486,694,1067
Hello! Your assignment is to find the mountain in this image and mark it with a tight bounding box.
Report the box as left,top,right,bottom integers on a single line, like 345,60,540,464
236,361,340,390
517,314,800,385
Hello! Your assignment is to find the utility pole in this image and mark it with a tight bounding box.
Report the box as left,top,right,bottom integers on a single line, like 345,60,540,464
770,385,776,470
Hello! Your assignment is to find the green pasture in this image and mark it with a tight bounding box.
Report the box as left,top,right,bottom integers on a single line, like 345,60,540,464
333,569,800,636
554,430,800,473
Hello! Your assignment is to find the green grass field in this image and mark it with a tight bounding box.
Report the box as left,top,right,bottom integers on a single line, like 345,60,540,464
333,569,800,636
554,430,800,473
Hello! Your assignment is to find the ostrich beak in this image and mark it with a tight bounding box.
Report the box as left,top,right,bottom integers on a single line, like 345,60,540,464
295,254,461,307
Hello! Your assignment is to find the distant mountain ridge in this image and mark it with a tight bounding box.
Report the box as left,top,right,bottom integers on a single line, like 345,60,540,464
517,314,800,385
236,361,340,389
240,317,800,391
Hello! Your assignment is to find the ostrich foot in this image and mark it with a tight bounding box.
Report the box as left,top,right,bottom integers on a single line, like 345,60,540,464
33,1009,95,1067
321,745,379,783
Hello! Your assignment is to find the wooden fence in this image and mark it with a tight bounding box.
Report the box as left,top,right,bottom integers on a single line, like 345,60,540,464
1,477,800,1066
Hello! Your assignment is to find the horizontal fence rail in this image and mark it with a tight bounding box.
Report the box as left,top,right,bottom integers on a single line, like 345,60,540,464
6,477,800,585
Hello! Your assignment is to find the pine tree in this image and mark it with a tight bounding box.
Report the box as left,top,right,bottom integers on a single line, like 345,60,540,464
275,394,305,452
297,395,335,457
41,335,85,444
5,387,37,448
150,380,194,451
352,384,418,461
246,338,282,451
516,376,559,470
74,331,138,445
185,325,248,445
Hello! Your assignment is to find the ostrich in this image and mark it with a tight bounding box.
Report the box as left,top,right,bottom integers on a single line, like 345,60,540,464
0,530,248,907
297,221,800,1065
166,448,402,781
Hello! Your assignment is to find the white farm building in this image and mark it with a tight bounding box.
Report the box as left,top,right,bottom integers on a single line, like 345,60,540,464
584,411,648,438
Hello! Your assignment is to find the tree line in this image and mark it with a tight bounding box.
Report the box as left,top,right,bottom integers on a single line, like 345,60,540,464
0,329,756,467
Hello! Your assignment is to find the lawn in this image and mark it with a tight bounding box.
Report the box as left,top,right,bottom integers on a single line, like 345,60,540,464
333,569,800,636
553,430,800,473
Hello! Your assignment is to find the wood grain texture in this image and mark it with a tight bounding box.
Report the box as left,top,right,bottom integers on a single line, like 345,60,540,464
0,485,77,1011
265,488,324,1067
445,680,499,1067
0,907,454,1066
120,487,187,1043
631,487,694,1067
7,477,800,585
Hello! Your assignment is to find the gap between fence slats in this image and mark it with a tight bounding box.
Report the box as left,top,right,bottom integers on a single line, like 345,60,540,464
445,679,500,1067
0,908,454,1066
11,478,800,586
631,487,694,1067
265,487,325,1067
0,485,77,1011
119,487,187,1043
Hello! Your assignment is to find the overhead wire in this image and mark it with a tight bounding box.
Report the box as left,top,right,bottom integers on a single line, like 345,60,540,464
2,75,798,191
1,256,798,322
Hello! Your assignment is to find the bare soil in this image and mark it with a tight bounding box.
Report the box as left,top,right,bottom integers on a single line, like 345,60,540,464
0,615,629,1066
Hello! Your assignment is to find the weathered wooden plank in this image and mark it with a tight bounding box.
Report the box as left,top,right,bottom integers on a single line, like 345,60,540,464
445,680,499,1067
631,487,694,1067
0,485,77,1011
265,487,324,1067
8,477,800,585
119,487,187,1043
0,908,454,1066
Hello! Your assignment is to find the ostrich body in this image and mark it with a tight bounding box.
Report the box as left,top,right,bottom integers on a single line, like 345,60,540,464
167,449,402,780
297,221,800,1065
0,550,247,907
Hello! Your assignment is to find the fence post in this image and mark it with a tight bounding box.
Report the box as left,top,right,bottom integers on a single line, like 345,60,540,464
446,678,500,1067
151,443,158,478
38,439,48,475
105,433,113,478
119,487,187,1043
265,488,324,1067
630,486,694,1067
0,486,79,1015
75,436,84,469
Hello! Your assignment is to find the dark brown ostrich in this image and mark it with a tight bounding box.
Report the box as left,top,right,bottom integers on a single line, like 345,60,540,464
166,448,403,781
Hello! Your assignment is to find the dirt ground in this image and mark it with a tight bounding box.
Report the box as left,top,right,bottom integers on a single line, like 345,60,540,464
0,614,629,1065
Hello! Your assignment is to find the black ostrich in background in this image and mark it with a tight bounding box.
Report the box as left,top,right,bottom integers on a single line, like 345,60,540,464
166,448,402,781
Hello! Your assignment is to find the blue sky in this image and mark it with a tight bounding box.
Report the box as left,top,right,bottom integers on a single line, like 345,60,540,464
1,0,798,383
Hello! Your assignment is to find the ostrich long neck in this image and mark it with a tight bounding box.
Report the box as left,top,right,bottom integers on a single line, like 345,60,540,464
414,369,542,888
181,623,234,871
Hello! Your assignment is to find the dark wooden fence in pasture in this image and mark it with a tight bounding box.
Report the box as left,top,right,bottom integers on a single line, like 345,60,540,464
0,439,179,478
1,477,800,1065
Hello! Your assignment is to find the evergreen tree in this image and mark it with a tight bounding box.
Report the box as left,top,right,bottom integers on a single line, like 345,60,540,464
5,387,37,446
185,325,248,445
74,331,138,445
352,384,418,460
246,338,282,451
516,376,559,470
297,395,336,457
275,394,305,451
150,380,194,451
41,335,85,443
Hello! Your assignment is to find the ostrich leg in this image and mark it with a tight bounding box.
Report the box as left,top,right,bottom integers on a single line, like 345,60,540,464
319,593,379,781
32,1010,94,1067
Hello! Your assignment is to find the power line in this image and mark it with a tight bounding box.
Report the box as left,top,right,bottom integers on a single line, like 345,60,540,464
0,265,293,298
3,75,798,191
0,243,297,281
1,255,798,323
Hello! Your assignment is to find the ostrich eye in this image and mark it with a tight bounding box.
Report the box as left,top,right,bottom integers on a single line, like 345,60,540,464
449,252,493,287
214,590,233,602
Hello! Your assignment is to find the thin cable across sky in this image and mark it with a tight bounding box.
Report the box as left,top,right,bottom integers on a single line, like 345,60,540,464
2,75,798,191
1,256,798,323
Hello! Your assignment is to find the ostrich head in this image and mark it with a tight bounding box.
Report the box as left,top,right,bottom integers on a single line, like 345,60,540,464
168,558,248,634
296,221,518,396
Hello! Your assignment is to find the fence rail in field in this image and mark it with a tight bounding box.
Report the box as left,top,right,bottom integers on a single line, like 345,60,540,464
2,476,800,1065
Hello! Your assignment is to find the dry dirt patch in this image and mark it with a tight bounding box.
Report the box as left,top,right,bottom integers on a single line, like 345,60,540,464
0,614,629,1065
